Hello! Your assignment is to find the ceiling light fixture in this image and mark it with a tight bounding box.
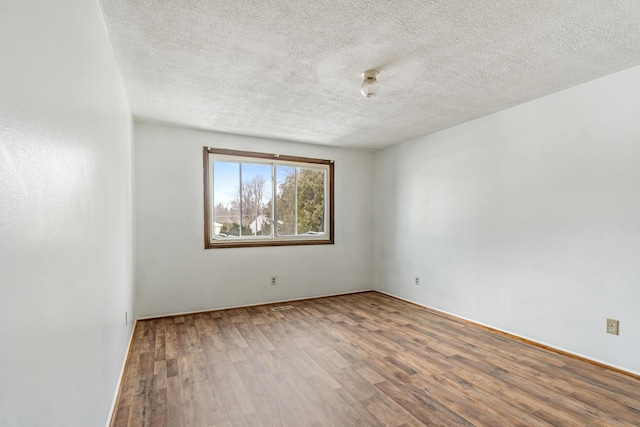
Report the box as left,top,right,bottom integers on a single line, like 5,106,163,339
360,69,380,98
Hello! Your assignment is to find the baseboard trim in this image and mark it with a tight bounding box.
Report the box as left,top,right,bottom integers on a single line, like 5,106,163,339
107,320,139,427
374,290,640,381
137,289,373,321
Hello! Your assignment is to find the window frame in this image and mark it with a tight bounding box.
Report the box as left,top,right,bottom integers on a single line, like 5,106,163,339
203,147,334,249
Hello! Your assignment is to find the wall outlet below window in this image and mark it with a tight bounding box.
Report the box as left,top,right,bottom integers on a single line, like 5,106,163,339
414,276,420,286
606,318,619,335
271,276,277,286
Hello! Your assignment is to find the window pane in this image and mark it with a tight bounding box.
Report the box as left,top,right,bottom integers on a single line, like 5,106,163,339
213,161,240,237
205,148,333,248
275,166,295,236
241,163,273,237
296,168,325,235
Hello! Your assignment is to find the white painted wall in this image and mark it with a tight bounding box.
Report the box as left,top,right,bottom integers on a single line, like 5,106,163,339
373,65,640,374
0,1,134,426
134,122,374,318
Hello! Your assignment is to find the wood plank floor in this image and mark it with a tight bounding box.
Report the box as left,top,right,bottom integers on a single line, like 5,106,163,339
112,292,640,426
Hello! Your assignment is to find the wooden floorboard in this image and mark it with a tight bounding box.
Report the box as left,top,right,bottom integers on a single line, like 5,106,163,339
112,292,640,426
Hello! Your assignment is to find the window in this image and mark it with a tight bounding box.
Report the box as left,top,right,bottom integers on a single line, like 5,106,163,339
203,148,334,248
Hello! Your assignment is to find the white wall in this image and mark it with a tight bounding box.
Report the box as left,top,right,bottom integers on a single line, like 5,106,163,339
374,65,640,374
0,1,134,426
134,122,374,318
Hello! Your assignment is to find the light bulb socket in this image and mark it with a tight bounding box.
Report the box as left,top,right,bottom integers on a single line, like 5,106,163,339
361,69,380,98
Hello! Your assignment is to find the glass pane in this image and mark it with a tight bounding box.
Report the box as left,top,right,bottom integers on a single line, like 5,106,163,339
296,168,325,235
213,161,240,237
241,163,273,237
275,166,295,236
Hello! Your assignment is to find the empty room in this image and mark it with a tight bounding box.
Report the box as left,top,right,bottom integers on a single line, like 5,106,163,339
1,0,640,426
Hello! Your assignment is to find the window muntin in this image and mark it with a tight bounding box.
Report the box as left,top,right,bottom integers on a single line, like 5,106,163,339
204,148,334,248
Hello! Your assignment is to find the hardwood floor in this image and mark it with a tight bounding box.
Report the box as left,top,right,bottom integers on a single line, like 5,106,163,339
112,292,640,426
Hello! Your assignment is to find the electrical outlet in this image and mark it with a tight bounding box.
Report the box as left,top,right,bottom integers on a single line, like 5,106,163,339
414,276,420,286
125,311,128,326
271,276,277,286
606,318,619,335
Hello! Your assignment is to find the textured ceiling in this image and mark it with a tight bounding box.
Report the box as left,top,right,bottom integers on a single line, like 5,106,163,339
100,0,640,150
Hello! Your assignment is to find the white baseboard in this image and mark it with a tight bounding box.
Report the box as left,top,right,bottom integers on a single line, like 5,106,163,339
105,320,137,427
137,288,373,320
